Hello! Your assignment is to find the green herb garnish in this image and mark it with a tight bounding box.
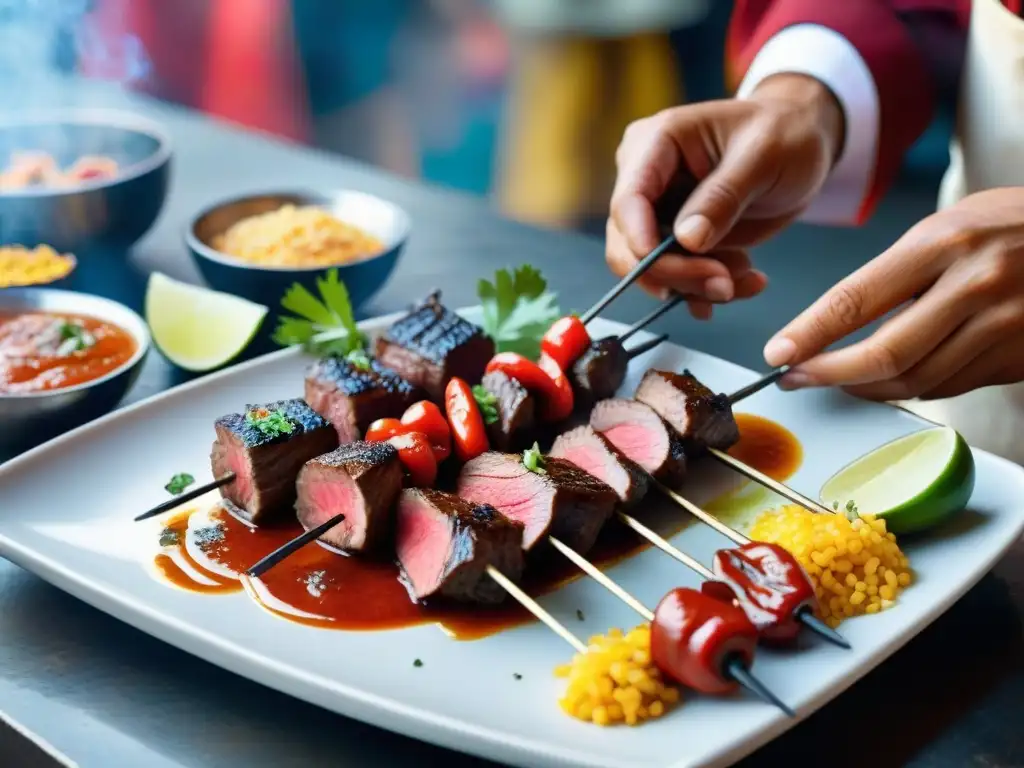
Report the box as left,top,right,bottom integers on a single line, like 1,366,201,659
513,673,522,680
273,268,366,356
844,499,860,521
164,473,195,495
413,658,423,668
55,320,96,356
523,442,546,475
245,407,295,439
159,528,180,548
477,265,560,359
576,609,585,622
345,347,372,370
472,384,499,425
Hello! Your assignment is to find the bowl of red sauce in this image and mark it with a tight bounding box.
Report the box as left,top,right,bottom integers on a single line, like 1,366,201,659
0,288,150,453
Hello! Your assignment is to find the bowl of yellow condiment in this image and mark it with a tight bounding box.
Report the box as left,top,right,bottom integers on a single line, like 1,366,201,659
185,189,410,310
0,244,77,290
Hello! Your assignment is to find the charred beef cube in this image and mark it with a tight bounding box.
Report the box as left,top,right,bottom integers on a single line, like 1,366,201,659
571,337,629,408
396,488,525,604
457,452,617,554
480,370,536,452
304,355,421,444
634,369,740,451
210,399,338,524
374,292,495,401
295,441,404,553
550,425,649,506
590,398,687,487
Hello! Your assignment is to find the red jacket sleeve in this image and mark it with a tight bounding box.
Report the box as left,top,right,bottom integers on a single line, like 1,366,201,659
726,0,967,224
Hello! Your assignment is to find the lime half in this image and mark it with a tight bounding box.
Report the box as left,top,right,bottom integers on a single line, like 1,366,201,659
145,272,268,372
819,425,975,535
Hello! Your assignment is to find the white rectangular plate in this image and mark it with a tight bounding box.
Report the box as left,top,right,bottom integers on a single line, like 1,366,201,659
2,311,1023,768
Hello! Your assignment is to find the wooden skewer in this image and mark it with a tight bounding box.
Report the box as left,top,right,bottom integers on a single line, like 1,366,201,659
618,293,686,343
655,480,748,545
624,334,668,360
485,564,588,653
708,448,835,516
135,474,235,522
579,234,679,324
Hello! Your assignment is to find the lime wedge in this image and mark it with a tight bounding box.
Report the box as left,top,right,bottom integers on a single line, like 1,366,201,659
145,272,268,372
819,425,975,535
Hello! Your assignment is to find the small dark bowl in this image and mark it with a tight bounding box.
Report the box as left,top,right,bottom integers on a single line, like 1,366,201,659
0,288,150,453
0,110,172,254
186,189,409,311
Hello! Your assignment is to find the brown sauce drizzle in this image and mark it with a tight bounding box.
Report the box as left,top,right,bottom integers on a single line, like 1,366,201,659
152,413,801,640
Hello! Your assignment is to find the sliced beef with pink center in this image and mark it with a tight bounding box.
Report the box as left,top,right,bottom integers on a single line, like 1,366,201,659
550,424,648,506
571,337,629,409
304,355,421,444
456,452,617,554
374,291,495,402
634,369,740,451
396,488,524,604
589,398,687,487
209,399,338,524
295,440,403,553
481,370,535,452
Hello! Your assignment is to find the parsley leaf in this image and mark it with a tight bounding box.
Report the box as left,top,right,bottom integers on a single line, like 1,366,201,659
245,407,295,439
164,473,195,495
477,265,560,359
472,384,499,425
272,268,366,356
345,348,372,370
55,320,96,356
522,442,546,475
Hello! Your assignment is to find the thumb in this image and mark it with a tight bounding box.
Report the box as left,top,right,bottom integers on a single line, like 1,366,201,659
673,139,773,253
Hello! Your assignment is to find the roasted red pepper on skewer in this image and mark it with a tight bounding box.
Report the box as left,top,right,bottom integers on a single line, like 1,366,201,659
486,352,574,422
400,401,452,462
365,417,405,443
711,542,816,645
445,377,490,462
541,315,591,371
385,430,438,488
650,587,758,695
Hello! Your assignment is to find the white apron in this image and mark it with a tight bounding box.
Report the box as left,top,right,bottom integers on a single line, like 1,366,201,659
896,0,1024,465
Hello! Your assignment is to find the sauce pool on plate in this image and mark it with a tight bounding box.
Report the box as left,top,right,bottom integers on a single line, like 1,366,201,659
0,311,138,394
152,412,802,640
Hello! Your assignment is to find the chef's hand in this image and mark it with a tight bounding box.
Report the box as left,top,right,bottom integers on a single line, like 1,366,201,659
766,187,1024,400
607,73,845,318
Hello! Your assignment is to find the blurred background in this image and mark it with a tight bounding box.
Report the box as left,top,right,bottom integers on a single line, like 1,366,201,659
14,0,952,237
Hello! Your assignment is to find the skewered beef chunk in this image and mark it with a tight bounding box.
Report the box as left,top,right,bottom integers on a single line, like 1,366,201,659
210,399,338,524
295,441,404,553
304,355,421,444
481,370,536,451
374,292,495,401
590,398,687,487
550,425,649,506
571,337,629,408
396,488,525,604
635,369,740,451
456,452,617,553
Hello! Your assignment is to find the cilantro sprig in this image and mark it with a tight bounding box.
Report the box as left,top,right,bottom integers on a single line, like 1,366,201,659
164,473,195,495
523,442,547,475
273,268,366,356
55,320,96,356
477,265,560,359
245,407,295,439
472,384,499,425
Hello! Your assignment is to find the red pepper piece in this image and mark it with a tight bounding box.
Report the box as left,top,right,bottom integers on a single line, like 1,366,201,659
650,587,758,695
365,418,407,443
485,352,574,422
541,315,591,371
386,430,438,488
711,542,816,645
401,400,452,462
445,377,490,462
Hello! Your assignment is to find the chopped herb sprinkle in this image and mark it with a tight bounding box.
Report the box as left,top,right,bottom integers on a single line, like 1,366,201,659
245,407,295,438
164,473,195,495
345,347,372,370
513,673,522,680
159,528,181,548
576,609,585,622
472,384,499,425
55,320,96,356
413,659,423,668
523,442,546,474
191,523,226,552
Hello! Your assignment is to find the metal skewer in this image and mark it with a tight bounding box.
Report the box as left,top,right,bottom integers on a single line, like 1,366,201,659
727,366,790,405
135,474,235,521
580,234,679,324
618,293,686,343
246,514,347,578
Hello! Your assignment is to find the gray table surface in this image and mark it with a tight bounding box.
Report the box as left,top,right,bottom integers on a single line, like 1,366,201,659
3,78,1024,768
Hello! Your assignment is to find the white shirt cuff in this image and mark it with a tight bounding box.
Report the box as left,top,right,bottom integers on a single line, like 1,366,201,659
736,23,880,226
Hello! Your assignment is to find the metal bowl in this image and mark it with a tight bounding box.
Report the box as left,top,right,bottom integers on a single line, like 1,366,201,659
0,288,150,453
186,189,409,311
0,110,172,254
